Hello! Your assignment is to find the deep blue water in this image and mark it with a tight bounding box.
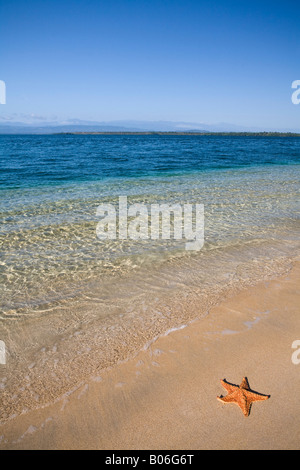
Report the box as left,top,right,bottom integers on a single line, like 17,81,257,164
0,134,299,190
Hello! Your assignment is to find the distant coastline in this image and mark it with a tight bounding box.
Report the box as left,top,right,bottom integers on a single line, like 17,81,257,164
56,131,300,136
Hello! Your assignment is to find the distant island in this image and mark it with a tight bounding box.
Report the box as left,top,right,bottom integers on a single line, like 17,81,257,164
1,120,299,135
57,131,300,136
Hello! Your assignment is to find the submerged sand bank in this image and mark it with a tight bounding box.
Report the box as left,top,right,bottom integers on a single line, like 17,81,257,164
0,262,299,450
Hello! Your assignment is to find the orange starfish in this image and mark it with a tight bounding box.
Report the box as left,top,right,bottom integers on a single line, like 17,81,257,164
217,377,270,417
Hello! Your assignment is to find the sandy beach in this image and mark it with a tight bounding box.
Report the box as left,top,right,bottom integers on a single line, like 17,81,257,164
0,260,299,450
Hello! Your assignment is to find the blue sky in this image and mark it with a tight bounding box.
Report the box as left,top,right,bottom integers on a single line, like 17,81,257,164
0,0,299,130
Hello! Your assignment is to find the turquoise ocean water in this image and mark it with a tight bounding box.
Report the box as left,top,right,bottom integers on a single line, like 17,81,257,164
1,134,299,314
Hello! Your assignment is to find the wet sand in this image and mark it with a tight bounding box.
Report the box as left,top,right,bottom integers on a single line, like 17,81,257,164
0,262,299,450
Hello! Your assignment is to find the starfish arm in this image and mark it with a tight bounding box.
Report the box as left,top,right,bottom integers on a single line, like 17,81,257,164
240,377,250,390
217,391,239,403
220,379,238,394
239,397,252,417
245,390,270,402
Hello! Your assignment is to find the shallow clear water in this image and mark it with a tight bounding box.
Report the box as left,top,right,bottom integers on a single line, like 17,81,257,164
0,134,299,316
